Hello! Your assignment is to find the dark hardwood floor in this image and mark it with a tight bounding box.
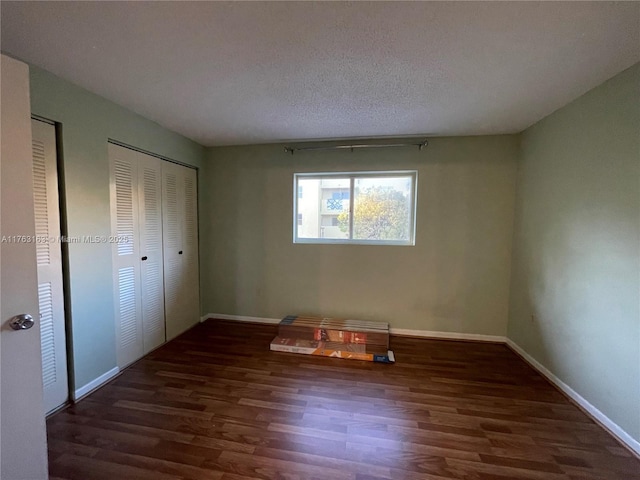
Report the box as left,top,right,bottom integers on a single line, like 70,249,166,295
47,320,639,480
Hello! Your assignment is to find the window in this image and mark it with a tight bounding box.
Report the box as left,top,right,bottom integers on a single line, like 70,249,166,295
331,191,350,200
293,171,417,245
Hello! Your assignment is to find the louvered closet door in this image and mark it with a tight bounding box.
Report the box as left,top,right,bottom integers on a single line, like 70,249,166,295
163,162,200,340
31,119,68,414
182,166,200,329
137,152,166,353
162,162,185,340
109,143,143,368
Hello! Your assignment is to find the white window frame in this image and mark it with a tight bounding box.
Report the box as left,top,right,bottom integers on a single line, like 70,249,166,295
293,170,418,246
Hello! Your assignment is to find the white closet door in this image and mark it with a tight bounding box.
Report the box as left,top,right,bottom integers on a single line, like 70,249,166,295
162,162,185,340
109,143,143,368
31,119,68,414
137,152,166,353
163,162,200,340
182,167,200,328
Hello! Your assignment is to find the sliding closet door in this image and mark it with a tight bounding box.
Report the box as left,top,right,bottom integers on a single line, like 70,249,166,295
137,152,166,353
31,119,68,414
163,162,200,340
109,143,143,368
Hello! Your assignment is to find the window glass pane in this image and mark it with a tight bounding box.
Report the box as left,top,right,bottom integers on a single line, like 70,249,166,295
331,190,350,200
319,178,349,239
353,176,412,242
294,171,415,245
296,178,318,238
296,177,349,239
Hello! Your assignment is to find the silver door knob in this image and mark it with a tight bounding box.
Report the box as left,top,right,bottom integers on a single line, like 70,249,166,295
9,314,35,330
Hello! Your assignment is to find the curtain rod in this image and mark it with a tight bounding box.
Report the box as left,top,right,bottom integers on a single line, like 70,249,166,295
284,139,428,155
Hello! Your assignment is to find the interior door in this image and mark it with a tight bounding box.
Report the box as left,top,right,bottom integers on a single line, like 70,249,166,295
137,152,165,353
109,143,143,368
1,54,49,479
31,118,69,414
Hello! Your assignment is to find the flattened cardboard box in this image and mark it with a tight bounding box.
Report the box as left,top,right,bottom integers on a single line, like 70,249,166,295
270,336,395,363
278,315,389,350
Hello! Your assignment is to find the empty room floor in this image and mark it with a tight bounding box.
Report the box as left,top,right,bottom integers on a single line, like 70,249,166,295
47,320,640,480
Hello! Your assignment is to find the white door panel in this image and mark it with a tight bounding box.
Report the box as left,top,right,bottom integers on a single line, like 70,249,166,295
138,153,165,353
163,162,200,340
1,54,49,480
162,162,185,340
109,144,143,368
182,167,200,329
31,118,68,414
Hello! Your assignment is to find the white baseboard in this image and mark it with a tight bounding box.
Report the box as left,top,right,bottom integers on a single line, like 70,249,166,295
73,366,120,402
505,338,640,457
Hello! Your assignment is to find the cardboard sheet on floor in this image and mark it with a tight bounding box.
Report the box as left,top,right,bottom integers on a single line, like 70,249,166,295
270,336,395,363
278,315,389,351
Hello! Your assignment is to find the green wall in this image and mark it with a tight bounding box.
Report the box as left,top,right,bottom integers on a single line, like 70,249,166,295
508,63,640,442
201,136,518,334
29,66,205,391
28,56,639,448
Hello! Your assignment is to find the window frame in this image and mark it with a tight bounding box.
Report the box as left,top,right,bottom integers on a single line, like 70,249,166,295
293,170,418,246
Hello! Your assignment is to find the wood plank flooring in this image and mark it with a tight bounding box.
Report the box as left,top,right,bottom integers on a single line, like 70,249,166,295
48,320,640,480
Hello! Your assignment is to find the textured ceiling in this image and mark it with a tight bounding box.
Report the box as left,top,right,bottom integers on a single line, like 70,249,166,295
1,2,639,146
